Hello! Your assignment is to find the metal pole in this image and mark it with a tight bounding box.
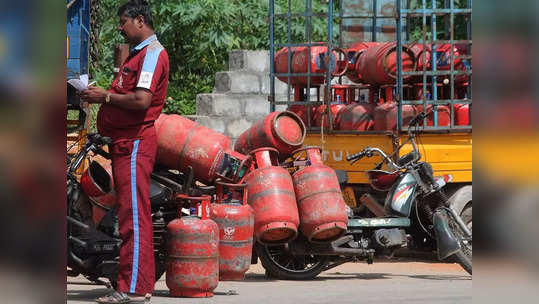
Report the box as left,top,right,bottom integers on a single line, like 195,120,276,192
396,0,403,131
432,0,438,126
327,0,334,131
450,0,455,128
269,0,276,112
373,0,378,42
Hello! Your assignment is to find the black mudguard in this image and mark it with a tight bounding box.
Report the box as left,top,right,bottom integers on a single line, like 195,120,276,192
433,210,461,260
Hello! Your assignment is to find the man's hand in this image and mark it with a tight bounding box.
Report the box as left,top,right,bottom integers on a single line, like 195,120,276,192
80,86,109,104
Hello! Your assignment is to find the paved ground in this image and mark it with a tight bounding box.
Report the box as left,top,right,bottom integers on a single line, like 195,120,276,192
67,260,471,304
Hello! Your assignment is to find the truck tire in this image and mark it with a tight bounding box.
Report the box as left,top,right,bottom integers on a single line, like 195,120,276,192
448,185,472,230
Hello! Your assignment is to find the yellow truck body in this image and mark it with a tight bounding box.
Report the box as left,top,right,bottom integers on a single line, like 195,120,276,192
303,132,472,184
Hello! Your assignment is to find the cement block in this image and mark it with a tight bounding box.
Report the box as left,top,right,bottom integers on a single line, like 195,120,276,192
226,118,253,139
229,50,269,73
241,95,270,118
245,51,269,73
214,71,260,94
260,75,289,95
195,116,226,134
196,93,242,117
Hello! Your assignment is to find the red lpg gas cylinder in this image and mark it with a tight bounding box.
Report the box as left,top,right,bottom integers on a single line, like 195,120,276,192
274,45,337,87
234,111,306,156
373,102,421,131
245,148,299,244
166,196,219,298
425,105,451,127
455,104,470,126
313,103,346,128
358,42,416,85
336,103,376,131
346,42,380,83
291,147,348,242
210,182,255,281
287,104,313,125
410,43,468,83
80,161,116,225
155,114,250,184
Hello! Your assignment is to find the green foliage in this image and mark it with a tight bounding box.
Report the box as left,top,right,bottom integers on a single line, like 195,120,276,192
90,0,467,118
90,0,339,116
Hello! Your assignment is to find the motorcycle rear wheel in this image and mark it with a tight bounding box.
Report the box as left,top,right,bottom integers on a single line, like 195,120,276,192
255,242,329,280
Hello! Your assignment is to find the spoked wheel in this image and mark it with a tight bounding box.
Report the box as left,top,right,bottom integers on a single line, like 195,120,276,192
255,242,329,280
446,210,472,275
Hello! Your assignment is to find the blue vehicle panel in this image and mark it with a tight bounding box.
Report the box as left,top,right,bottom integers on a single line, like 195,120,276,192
67,0,90,80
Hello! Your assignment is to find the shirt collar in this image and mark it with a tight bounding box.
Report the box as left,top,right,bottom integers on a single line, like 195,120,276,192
132,34,158,52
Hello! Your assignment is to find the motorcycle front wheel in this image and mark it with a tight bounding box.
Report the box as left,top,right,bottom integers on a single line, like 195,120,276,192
255,242,329,280
445,211,473,275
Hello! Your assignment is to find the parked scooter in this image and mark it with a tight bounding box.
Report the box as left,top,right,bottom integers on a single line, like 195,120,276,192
256,112,472,279
66,133,212,287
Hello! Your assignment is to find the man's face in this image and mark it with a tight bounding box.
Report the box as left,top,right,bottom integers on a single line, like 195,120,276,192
117,13,142,45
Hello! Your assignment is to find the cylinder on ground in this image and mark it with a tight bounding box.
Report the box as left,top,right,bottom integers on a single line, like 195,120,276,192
211,182,254,281
166,196,219,297
245,148,299,244
292,147,348,242
234,111,306,156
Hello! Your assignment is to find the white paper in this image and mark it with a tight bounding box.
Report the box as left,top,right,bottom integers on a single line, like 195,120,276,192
67,74,90,91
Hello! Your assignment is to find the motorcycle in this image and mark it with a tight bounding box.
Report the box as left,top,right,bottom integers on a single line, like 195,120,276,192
66,133,213,287
256,112,472,279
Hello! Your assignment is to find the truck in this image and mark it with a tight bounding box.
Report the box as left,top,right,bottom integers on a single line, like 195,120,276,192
268,0,472,228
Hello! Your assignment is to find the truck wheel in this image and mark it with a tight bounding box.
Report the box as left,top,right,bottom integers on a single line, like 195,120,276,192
448,185,472,230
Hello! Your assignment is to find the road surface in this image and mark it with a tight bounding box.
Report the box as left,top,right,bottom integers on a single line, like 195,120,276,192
67,259,471,304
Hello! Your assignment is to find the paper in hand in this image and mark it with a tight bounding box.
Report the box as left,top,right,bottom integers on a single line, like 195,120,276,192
67,74,90,91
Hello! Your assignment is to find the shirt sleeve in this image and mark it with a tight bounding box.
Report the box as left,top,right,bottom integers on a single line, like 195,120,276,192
136,44,165,94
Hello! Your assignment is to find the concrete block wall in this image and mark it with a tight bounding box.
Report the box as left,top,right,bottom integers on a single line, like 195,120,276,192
195,50,289,143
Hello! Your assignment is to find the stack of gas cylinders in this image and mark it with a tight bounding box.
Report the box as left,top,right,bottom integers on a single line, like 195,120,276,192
275,42,471,130
235,111,349,244
154,112,349,297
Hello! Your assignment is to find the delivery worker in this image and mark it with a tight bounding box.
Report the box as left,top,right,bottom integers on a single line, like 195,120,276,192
80,0,169,303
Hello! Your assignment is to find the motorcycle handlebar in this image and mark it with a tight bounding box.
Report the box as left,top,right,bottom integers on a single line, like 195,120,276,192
346,150,366,162
87,133,112,146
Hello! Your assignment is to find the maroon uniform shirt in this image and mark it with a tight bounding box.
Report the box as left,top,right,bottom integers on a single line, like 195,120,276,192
97,34,169,139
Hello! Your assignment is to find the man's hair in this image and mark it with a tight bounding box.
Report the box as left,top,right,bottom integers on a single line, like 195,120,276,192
117,0,154,29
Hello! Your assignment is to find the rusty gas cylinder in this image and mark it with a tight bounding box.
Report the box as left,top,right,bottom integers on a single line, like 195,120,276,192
245,148,299,244
166,195,219,297
274,45,337,87
346,42,380,83
357,42,416,85
234,111,306,156
454,104,470,126
336,103,376,131
155,114,250,184
313,103,346,128
287,105,313,125
372,102,421,131
210,182,255,281
291,147,348,242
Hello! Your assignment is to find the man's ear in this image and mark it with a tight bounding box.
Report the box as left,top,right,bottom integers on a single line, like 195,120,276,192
135,15,145,27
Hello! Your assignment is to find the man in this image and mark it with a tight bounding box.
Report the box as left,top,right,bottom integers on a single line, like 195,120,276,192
81,1,169,303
